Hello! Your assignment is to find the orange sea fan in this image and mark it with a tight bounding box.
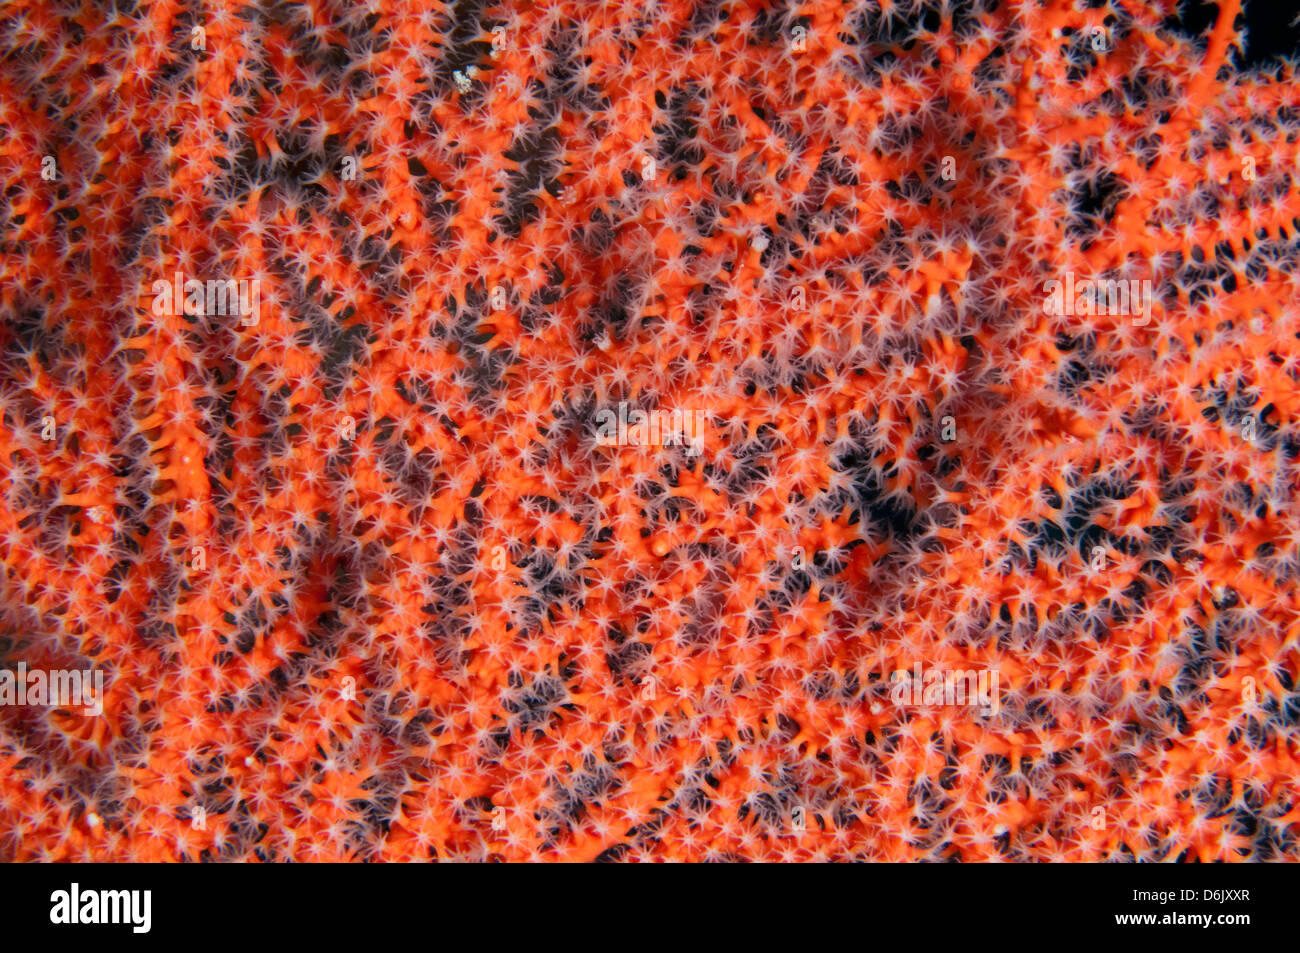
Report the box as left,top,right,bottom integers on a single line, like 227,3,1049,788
1,0,1299,862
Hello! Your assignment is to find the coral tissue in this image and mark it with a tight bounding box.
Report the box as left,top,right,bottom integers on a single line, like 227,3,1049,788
1,0,1298,862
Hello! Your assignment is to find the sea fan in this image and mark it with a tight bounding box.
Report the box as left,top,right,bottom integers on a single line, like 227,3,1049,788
0,0,1298,862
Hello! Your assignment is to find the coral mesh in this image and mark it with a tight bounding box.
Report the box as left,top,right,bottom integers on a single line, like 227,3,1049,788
0,0,1298,861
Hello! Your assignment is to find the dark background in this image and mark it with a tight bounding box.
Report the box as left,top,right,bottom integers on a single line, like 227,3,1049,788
1166,0,1300,70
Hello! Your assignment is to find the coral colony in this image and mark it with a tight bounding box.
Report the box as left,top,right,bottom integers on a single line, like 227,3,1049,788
0,0,1298,864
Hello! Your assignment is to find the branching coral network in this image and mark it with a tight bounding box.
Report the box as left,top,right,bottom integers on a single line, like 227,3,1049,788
1,0,1299,862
